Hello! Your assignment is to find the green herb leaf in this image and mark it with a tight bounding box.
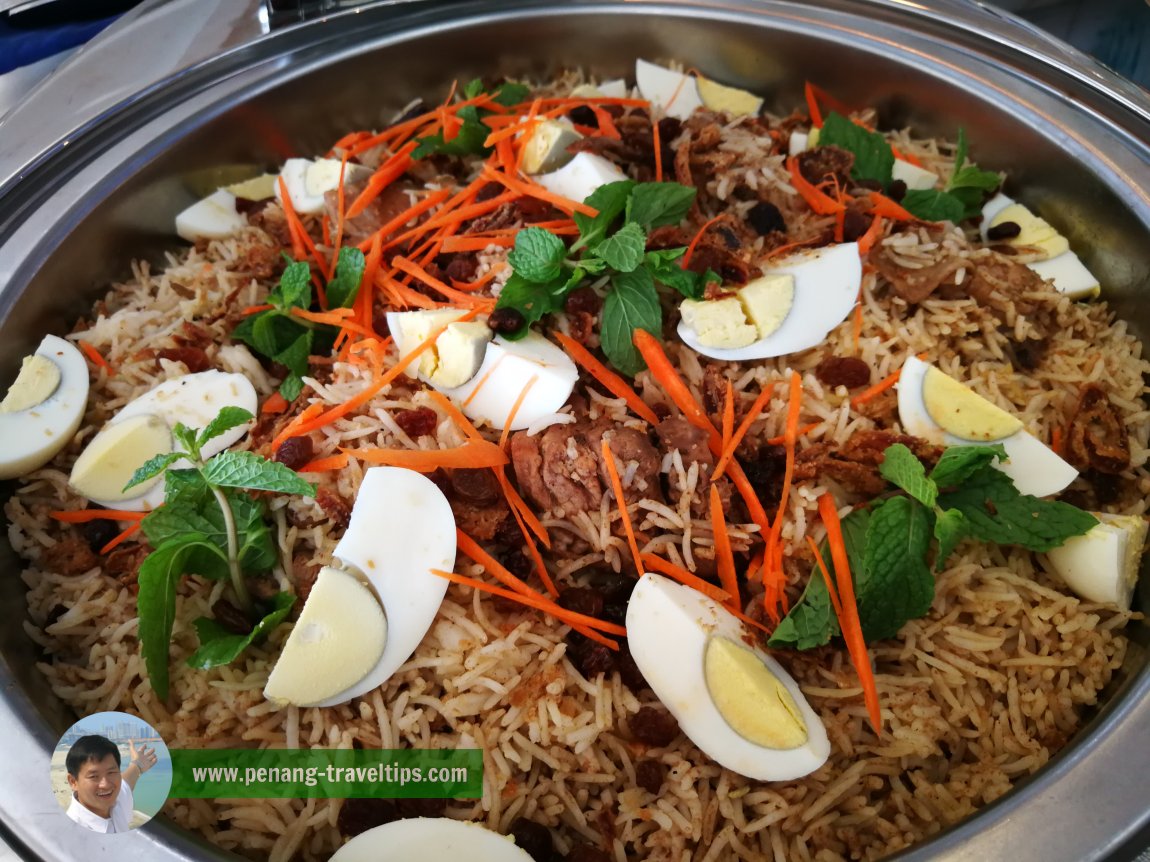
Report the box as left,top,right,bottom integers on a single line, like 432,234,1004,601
945,130,1000,219
901,188,966,223
412,104,490,159
124,452,184,492
591,221,647,273
508,226,568,283
817,112,895,185
624,182,697,230
171,423,199,459
138,535,222,699
269,261,312,311
491,80,531,107
857,497,934,640
201,450,317,496
326,247,366,309
929,444,1007,489
601,268,661,377
644,250,718,301
573,180,635,250
197,407,255,449
878,443,937,508
186,592,295,670
494,271,569,335
932,508,969,571
938,466,1097,552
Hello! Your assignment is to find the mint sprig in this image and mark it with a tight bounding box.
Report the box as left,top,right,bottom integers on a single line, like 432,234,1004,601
412,79,531,159
770,443,1097,649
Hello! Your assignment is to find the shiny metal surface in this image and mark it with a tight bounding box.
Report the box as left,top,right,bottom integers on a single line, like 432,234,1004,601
0,2,1148,861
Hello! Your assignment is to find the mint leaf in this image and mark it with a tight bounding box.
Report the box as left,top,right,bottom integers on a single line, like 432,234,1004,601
124,452,184,492
491,80,530,107
591,222,647,273
601,268,661,376
878,443,937,508
326,247,366,309
494,271,569,335
901,188,965,223
137,535,221,699
857,497,934,640
171,423,199,459
412,104,491,158
573,180,635,250
508,227,568,283
946,130,1000,219
197,407,254,449
933,508,969,571
817,112,894,185
645,250,717,300
929,444,1007,489
625,182,696,230
268,261,312,311
186,592,295,670
937,466,1097,552
202,450,317,495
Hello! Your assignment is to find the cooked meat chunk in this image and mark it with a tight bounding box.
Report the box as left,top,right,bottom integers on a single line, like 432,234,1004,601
797,144,855,187
40,534,99,576
815,355,871,389
510,424,603,517
656,417,730,516
324,181,415,244
598,427,663,504
647,219,761,285
292,553,321,604
794,430,943,496
1064,383,1130,474
964,254,1045,314
874,224,965,304
315,486,352,532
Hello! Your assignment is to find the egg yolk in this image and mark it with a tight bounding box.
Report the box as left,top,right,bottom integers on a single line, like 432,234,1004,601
0,355,61,413
704,636,808,750
922,366,1022,442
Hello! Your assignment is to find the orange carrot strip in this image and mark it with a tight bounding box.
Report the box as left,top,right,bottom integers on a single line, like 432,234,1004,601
439,236,515,252
482,168,598,218
553,331,660,425
431,569,620,649
327,154,351,280
766,421,821,446
763,372,803,618
639,553,731,604
289,307,377,340
346,439,508,471
804,80,824,128
272,313,473,450
451,262,505,292
356,188,452,253
277,176,325,273
392,256,497,310
378,274,442,310
49,509,149,524
1051,426,1064,457
261,392,289,415
787,156,846,215
891,145,924,168
425,390,483,441
601,439,645,577
589,103,621,140
77,340,112,373
298,453,350,473
709,484,741,611
652,116,664,182
818,492,882,732
241,304,274,316
101,522,140,554
347,141,419,218
499,375,539,451
681,214,725,270
851,368,901,407
713,381,777,482
632,329,713,435
806,536,844,620
720,379,735,461
500,488,558,597
867,191,914,221
857,213,885,257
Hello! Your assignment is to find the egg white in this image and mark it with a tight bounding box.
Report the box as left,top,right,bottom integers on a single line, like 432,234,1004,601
331,818,534,862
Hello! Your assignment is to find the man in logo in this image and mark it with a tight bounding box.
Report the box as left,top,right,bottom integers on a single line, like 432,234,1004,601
65,735,157,833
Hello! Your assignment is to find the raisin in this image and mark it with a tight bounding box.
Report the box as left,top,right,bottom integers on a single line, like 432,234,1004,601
567,633,616,678
337,798,398,837
476,182,503,202
815,355,871,389
567,845,611,862
448,468,501,506
501,549,533,579
488,307,526,335
372,306,391,337
616,645,649,691
631,706,680,747
394,407,438,438
567,106,596,126
396,797,446,818
635,760,664,794
987,221,1021,241
746,201,786,236
558,587,605,618
509,818,555,861
156,347,211,373
273,436,314,470
44,604,68,628
443,254,479,283
717,226,741,250
564,287,602,315
742,445,788,503
887,179,908,202
841,208,870,243
81,519,119,554
212,599,252,636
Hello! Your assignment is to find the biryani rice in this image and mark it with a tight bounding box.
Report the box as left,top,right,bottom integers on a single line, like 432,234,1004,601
8,83,1149,862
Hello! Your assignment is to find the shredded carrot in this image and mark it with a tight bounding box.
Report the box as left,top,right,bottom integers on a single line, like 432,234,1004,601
806,536,844,620
867,191,914,221
298,453,350,473
261,392,289,415
652,115,663,182
241,304,274,316
346,438,508,471
890,144,924,168
632,329,713,434
713,382,777,482
709,484,741,611
762,372,803,619
378,274,442,310
392,256,496,310
277,176,325,274
804,80,824,128
786,156,846,215
481,168,598,218
720,379,735,462
681,214,725,270
77,340,113,373
589,103,621,140
499,486,557,597
101,522,140,554
356,188,452,253
1051,426,1064,457
451,262,506,292
347,142,419,219
601,439,645,577
439,236,514,252
431,569,620,649
763,235,824,260
640,553,731,604
851,368,901,407
553,331,659,425
834,207,846,243
857,212,884,258
499,375,539,451
49,509,148,524
818,493,882,732
766,421,821,446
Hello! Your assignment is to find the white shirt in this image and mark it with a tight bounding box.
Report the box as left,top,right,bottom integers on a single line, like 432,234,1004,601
66,779,134,833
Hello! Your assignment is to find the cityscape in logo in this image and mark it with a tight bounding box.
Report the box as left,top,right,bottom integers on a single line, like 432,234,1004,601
58,717,160,746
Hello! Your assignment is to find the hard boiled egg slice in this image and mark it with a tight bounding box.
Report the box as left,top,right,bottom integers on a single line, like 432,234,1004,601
896,356,1077,497
627,573,829,781
307,467,456,707
520,118,582,175
696,76,762,117
69,370,258,510
275,158,372,216
635,59,703,120
331,818,534,862
0,335,89,480
387,309,492,389
569,79,629,99
891,159,938,191
264,565,388,707
175,189,247,242
534,152,628,206
1045,513,1147,610
677,242,862,361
